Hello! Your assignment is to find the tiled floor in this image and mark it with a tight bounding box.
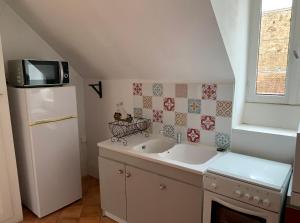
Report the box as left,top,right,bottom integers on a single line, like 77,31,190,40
22,176,116,223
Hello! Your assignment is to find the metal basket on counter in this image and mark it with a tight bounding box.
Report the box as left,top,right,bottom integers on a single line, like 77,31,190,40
108,118,151,145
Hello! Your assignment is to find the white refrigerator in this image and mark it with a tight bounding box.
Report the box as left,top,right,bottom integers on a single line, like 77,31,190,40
8,86,82,218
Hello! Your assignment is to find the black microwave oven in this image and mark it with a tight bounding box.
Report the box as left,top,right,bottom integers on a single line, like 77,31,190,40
7,59,69,87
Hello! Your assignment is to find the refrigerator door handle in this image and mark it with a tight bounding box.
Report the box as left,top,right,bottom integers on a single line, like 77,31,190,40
29,115,77,126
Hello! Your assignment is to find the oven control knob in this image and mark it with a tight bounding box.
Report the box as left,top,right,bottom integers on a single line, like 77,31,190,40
211,183,217,189
253,196,260,203
235,190,242,197
244,193,252,200
263,199,270,207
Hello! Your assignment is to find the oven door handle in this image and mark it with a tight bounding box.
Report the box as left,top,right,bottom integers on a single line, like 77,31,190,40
212,197,268,219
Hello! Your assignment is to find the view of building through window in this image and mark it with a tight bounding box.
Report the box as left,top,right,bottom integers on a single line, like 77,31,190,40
256,0,293,95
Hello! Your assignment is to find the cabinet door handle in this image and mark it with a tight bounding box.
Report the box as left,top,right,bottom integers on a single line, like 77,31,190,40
117,169,124,174
126,172,131,178
159,184,167,190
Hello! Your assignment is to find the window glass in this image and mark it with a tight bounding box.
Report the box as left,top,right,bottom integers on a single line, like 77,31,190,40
256,0,293,95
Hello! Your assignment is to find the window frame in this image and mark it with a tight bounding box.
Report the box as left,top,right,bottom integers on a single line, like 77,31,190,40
247,0,300,105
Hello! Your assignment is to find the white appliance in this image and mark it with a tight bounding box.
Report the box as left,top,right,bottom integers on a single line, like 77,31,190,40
203,152,292,223
291,124,300,207
8,86,82,218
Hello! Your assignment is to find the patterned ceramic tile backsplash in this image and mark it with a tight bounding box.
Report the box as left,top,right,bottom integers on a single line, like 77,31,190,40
132,82,233,149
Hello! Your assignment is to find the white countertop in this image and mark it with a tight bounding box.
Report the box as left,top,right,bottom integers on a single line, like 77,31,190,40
98,134,223,175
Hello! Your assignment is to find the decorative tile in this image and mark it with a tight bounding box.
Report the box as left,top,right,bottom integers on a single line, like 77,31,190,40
163,111,175,125
153,109,163,123
175,84,188,98
152,96,163,109
175,112,187,126
188,99,201,114
133,83,142,96
163,124,175,138
152,122,163,134
153,83,163,96
142,83,153,96
201,100,216,116
215,132,230,149
216,101,232,117
164,97,175,111
163,83,175,97
133,107,143,118
187,128,200,143
217,84,234,100
133,95,143,108
215,117,232,134
202,84,217,100
174,98,188,113
143,96,152,109
187,83,202,98
143,108,152,119
201,115,215,131
201,130,215,146
187,113,201,129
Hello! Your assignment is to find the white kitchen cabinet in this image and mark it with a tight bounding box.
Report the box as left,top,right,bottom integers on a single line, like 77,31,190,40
98,157,126,220
99,157,203,223
126,166,158,223
158,175,202,223
0,35,23,223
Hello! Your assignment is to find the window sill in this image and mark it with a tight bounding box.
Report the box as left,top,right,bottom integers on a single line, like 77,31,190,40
233,124,297,138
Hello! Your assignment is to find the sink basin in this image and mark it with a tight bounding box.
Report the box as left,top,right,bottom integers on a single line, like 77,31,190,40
158,144,217,164
133,137,176,153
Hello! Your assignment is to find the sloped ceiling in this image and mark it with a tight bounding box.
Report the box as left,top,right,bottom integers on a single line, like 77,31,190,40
5,0,233,82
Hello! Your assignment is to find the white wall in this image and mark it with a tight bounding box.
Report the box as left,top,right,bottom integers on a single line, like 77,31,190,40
0,2,88,175
6,0,234,83
244,103,300,130
84,79,133,178
211,0,251,127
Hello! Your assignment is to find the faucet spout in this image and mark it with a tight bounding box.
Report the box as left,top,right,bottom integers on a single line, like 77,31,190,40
160,129,182,144
176,132,182,144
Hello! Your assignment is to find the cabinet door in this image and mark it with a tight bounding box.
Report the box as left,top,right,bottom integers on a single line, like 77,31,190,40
126,166,158,223
98,157,126,220
0,128,14,222
158,176,202,223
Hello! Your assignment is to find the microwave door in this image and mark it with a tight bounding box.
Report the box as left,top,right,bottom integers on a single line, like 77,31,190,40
24,60,61,86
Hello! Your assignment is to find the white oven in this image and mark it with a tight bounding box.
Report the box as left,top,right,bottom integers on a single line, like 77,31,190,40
203,190,279,223
202,153,292,223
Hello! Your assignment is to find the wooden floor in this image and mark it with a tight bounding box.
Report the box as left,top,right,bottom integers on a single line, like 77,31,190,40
22,176,117,223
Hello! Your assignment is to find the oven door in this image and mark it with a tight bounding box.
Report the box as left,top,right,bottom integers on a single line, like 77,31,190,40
23,60,62,86
203,191,279,223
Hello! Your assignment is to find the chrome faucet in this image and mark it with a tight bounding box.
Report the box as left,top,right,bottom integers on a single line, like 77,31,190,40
176,132,182,144
159,130,182,144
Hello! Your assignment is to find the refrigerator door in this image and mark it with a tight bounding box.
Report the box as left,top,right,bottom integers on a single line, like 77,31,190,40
25,86,77,124
30,117,82,217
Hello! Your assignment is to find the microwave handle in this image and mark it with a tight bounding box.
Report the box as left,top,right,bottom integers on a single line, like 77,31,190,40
212,197,268,219
60,62,64,84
